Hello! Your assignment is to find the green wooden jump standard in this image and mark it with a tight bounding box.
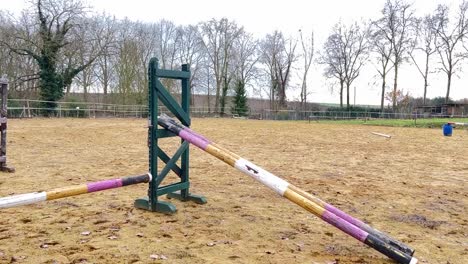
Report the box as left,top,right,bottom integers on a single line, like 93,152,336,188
134,58,206,214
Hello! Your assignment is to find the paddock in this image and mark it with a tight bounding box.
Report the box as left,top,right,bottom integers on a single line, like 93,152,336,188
0,118,466,263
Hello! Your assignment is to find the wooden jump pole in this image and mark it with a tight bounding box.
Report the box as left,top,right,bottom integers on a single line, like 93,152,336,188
371,132,392,138
158,114,417,264
161,114,413,255
0,174,151,209
452,122,467,126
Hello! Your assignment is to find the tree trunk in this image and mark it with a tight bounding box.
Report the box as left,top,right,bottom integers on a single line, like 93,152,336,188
220,76,229,116
277,80,287,109
392,63,399,111
190,83,195,106
339,79,344,108
207,75,211,113
301,75,307,111
380,73,386,112
102,56,109,95
83,85,88,101
346,81,350,110
279,88,286,108
445,72,452,103
214,78,221,113
270,86,274,110
38,55,63,113
423,53,429,105
423,78,428,106
270,76,275,110
82,69,88,101
103,76,108,95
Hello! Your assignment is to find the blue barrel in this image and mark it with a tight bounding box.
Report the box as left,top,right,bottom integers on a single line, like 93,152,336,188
443,123,453,136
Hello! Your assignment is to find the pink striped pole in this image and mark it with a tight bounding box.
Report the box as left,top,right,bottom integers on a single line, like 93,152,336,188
158,114,417,264
0,174,151,209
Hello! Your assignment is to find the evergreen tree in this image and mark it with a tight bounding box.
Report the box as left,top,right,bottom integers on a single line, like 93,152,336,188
231,80,249,116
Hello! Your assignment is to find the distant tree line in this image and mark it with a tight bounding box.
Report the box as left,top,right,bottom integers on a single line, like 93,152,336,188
319,0,468,111
0,0,467,115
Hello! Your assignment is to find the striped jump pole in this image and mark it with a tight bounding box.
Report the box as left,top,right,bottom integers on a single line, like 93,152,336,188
453,122,467,126
371,132,392,138
161,115,414,255
0,174,151,209
158,114,417,264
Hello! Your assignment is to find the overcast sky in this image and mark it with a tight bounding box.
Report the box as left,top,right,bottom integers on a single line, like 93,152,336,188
1,0,466,105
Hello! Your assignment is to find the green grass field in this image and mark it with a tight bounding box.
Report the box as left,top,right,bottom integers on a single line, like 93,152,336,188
312,117,468,128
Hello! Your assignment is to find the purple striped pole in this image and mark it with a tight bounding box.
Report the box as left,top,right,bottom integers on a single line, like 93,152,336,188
160,114,413,255
0,174,151,209
158,114,417,264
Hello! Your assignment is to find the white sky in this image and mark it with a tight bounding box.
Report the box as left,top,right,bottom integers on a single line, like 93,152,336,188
1,0,466,105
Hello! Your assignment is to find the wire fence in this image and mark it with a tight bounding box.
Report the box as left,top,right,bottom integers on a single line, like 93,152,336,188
7,98,468,120
267,110,467,121
8,99,149,118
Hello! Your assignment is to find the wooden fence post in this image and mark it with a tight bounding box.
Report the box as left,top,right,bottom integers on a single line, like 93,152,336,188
0,77,14,172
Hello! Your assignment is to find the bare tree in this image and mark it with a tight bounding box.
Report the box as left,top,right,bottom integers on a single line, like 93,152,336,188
155,20,179,93
319,21,369,109
197,56,215,112
94,14,118,98
0,12,40,96
135,22,158,102
73,16,111,99
319,32,346,108
409,15,438,105
200,18,242,114
157,20,179,70
371,23,394,112
376,0,416,110
432,1,468,103
229,32,259,115
259,32,280,109
176,24,205,104
232,32,259,96
298,29,314,111
260,31,297,109
115,19,140,104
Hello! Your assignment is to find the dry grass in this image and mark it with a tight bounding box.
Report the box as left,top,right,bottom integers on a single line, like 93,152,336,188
0,118,466,264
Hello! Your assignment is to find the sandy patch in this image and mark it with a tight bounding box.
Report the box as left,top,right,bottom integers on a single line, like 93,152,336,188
0,118,466,264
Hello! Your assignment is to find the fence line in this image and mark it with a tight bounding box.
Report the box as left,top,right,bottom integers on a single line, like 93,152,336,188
8,99,149,118
6,98,467,120
257,109,467,120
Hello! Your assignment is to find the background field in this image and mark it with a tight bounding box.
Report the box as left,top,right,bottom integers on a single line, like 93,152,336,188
0,118,466,264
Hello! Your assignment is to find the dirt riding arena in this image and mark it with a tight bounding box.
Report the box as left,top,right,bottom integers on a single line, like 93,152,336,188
0,118,466,264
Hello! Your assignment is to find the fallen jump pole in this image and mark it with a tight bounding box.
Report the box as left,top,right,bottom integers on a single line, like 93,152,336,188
371,132,392,138
452,122,467,126
161,114,414,255
158,114,417,264
0,174,151,209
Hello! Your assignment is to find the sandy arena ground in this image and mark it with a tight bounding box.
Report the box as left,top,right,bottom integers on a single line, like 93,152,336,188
0,118,466,264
